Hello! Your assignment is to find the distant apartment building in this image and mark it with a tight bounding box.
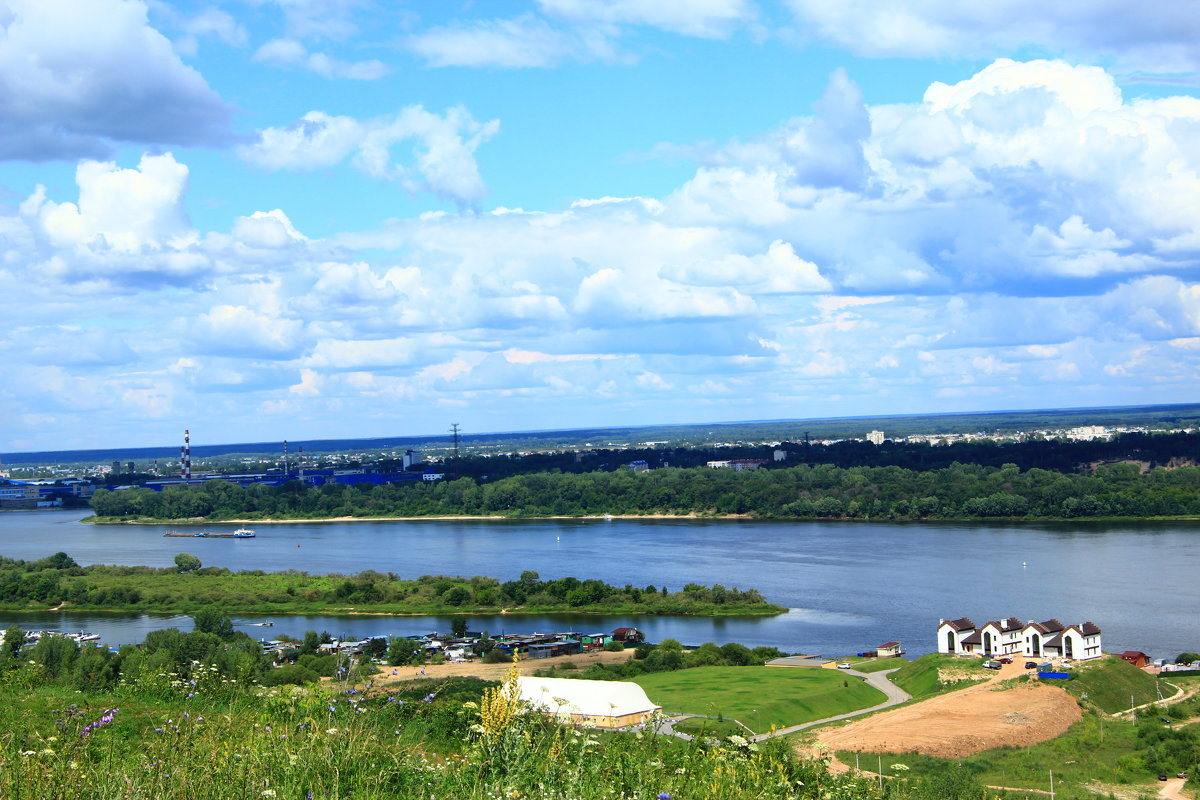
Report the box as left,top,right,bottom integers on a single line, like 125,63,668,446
1066,426,1109,441
706,459,770,471
866,430,885,445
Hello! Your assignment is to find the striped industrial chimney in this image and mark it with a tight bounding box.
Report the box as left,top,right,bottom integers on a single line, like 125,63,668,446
181,429,192,481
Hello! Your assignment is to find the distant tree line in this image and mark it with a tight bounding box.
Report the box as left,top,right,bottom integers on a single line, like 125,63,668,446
446,431,1200,481
94,459,1200,521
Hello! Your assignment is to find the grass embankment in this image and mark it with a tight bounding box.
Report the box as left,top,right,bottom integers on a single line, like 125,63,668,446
1057,654,1171,713
671,717,749,738
632,666,886,734
0,674,852,800
833,675,1200,799
838,692,1200,799
888,653,990,700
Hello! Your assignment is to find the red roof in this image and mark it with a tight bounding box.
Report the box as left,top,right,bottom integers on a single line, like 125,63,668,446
879,641,900,648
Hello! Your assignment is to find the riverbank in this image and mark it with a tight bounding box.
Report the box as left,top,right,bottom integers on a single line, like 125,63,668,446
84,512,1200,525
84,512,713,524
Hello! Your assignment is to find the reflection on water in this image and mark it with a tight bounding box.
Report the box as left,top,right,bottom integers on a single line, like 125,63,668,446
1,510,1198,657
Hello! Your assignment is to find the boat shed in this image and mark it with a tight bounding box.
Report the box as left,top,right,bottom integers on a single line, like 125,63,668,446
517,676,661,728
526,640,582,659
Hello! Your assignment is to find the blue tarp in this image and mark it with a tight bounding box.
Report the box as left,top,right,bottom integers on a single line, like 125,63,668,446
1038,671,1071,679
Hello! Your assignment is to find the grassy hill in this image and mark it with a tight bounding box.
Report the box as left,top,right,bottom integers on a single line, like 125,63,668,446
632,666,886,734
1058,655,1167,713
889,654,990,700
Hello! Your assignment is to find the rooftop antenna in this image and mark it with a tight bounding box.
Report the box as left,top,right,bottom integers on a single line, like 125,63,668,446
450,423,461,461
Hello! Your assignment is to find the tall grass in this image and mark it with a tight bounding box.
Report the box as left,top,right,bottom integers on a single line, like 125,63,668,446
0,660,879,800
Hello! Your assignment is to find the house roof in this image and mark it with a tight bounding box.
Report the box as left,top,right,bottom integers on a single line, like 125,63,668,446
961,631,984,645
879,641,900,648
941,617,974,632
1026,619,1065,634
1043,633,1064,647
518,677,661,720
1119,651,1149,659
1079,622,1101,635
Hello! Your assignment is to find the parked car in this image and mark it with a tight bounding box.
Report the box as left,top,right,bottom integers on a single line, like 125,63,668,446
1159,774,1168,781
836,663,852,670
998,657,1013,664
1024,661,1038,669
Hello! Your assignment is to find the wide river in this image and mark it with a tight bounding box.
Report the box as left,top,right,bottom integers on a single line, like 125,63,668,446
0,510,1196,659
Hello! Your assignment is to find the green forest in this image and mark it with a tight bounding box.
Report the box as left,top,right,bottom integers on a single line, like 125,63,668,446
0,553,781,616
91,460,1200,522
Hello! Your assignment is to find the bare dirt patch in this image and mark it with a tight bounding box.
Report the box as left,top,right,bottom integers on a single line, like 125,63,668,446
369,649,636,685
814,681,1082,759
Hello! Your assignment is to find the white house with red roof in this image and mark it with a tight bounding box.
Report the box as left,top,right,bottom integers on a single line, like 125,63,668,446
937,616,1101,660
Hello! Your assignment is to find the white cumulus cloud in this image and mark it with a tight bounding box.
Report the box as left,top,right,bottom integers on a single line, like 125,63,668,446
238,107,499,208
0,0,233,160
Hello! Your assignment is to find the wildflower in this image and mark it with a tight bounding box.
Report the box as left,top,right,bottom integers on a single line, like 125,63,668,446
262,791,276,798
155,728,164,734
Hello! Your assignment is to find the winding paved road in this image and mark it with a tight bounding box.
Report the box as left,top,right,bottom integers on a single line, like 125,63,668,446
747,666,912,741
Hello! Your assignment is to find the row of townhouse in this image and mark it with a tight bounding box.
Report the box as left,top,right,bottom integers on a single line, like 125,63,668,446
937,616,1102,661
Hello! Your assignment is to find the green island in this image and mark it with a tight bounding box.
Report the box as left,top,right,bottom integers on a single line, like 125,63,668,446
0,553,783,616
88,460,1200,523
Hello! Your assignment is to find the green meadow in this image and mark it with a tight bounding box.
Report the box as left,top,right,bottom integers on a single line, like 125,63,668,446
632,666,886,734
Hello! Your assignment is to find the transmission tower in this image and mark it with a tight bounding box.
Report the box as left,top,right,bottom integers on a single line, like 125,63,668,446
450,423,461,461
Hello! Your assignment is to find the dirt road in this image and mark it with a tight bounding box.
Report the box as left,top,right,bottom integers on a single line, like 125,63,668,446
813,662,1082,759
368,649,636,686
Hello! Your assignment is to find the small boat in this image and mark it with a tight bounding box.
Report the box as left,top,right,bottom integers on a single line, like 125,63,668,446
232,528,256,538
603,514,613,521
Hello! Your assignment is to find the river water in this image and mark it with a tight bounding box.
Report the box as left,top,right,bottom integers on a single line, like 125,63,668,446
0,510,1196,659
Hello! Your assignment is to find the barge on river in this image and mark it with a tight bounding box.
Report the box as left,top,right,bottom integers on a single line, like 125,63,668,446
163,528,256,539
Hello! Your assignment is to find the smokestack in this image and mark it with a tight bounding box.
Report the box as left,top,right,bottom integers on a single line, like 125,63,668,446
181,429,191,481
283,439,289,478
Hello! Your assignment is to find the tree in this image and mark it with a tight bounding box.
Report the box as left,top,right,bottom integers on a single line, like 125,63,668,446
1,625,25,659
192,607,234,639
450,616,468,638
174,552,202,573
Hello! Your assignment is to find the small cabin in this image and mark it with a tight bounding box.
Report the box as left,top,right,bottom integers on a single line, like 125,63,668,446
876,641,903,657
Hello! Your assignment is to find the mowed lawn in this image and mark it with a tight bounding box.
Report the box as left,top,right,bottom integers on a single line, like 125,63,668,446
632,667,887,734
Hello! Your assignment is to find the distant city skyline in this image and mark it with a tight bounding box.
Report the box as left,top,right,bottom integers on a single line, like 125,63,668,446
3,1,1199,451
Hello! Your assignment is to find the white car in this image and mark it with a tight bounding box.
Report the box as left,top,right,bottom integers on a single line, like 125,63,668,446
836,663,852,669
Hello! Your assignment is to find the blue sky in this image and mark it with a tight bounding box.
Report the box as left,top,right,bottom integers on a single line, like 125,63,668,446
2,0,1200,452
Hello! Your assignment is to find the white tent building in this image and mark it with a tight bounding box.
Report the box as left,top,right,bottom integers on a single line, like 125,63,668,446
517,676,661,728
